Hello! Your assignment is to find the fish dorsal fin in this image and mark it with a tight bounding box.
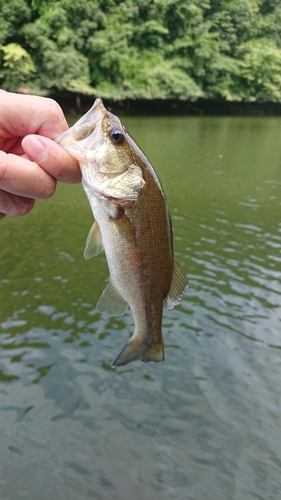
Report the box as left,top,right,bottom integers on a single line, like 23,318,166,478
84,221,104,259
97,277,129,316
165,258,189,310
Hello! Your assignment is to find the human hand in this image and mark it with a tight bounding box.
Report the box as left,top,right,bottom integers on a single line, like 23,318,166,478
0,90,81,220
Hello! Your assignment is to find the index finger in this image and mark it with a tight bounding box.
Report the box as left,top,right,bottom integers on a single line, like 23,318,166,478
0,90,69,139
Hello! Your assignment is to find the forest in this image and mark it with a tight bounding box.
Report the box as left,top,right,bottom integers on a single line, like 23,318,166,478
1,0,281,104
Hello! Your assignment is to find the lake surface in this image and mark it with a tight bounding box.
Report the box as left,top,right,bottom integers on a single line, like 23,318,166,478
0,114,281,500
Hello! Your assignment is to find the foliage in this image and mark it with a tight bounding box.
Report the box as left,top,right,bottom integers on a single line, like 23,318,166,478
0,43,35,90
1,0,281,101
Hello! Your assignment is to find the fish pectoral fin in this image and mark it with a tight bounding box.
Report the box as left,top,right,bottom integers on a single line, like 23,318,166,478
97,277,129,316
165,258,189,310
114,214,137,247
105,165,145,201
112,336,164,367
84,221,104,259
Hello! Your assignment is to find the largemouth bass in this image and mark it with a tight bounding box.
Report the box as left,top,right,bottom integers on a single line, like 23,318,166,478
56,98,188,366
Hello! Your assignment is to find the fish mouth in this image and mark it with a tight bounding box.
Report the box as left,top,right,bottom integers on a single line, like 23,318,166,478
55,98,106,161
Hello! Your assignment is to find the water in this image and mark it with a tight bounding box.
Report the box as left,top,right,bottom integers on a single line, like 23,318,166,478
0,115,281,500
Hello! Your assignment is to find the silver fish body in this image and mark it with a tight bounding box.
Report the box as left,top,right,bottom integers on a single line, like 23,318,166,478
56,98,188,366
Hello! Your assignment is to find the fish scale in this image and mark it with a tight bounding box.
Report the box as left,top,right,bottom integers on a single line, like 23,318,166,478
56,98,189,366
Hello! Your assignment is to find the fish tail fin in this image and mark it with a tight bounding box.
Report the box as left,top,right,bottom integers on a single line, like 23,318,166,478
112,336,164,367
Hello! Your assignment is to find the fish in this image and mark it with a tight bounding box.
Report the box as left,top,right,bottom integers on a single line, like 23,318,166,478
56,98,189,367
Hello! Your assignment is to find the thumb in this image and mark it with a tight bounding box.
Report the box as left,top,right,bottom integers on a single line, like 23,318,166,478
22,135,81,184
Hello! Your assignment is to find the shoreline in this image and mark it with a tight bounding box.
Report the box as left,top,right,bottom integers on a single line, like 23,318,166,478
50,92,281,116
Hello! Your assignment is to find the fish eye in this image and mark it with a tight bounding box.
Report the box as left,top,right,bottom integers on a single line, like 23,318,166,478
109,128,125,145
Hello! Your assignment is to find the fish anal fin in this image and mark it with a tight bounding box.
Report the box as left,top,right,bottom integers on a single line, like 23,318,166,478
97,277,128,316
84,221,104,259
112,336,164,367
165,258,189,310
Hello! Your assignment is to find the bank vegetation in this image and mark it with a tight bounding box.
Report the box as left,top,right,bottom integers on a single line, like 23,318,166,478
1,0,281,104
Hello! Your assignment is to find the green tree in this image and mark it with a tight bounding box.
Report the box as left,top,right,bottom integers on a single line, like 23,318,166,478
0,43,35,91
1,0,281,103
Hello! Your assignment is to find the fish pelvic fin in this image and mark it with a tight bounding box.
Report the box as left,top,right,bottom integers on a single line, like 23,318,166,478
165,258,189,310
112,336,164,367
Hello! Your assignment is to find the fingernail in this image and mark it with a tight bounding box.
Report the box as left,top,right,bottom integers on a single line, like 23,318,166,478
23,135,48,162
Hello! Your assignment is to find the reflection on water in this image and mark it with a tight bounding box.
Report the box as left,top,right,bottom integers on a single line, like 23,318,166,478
1,115,281,499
